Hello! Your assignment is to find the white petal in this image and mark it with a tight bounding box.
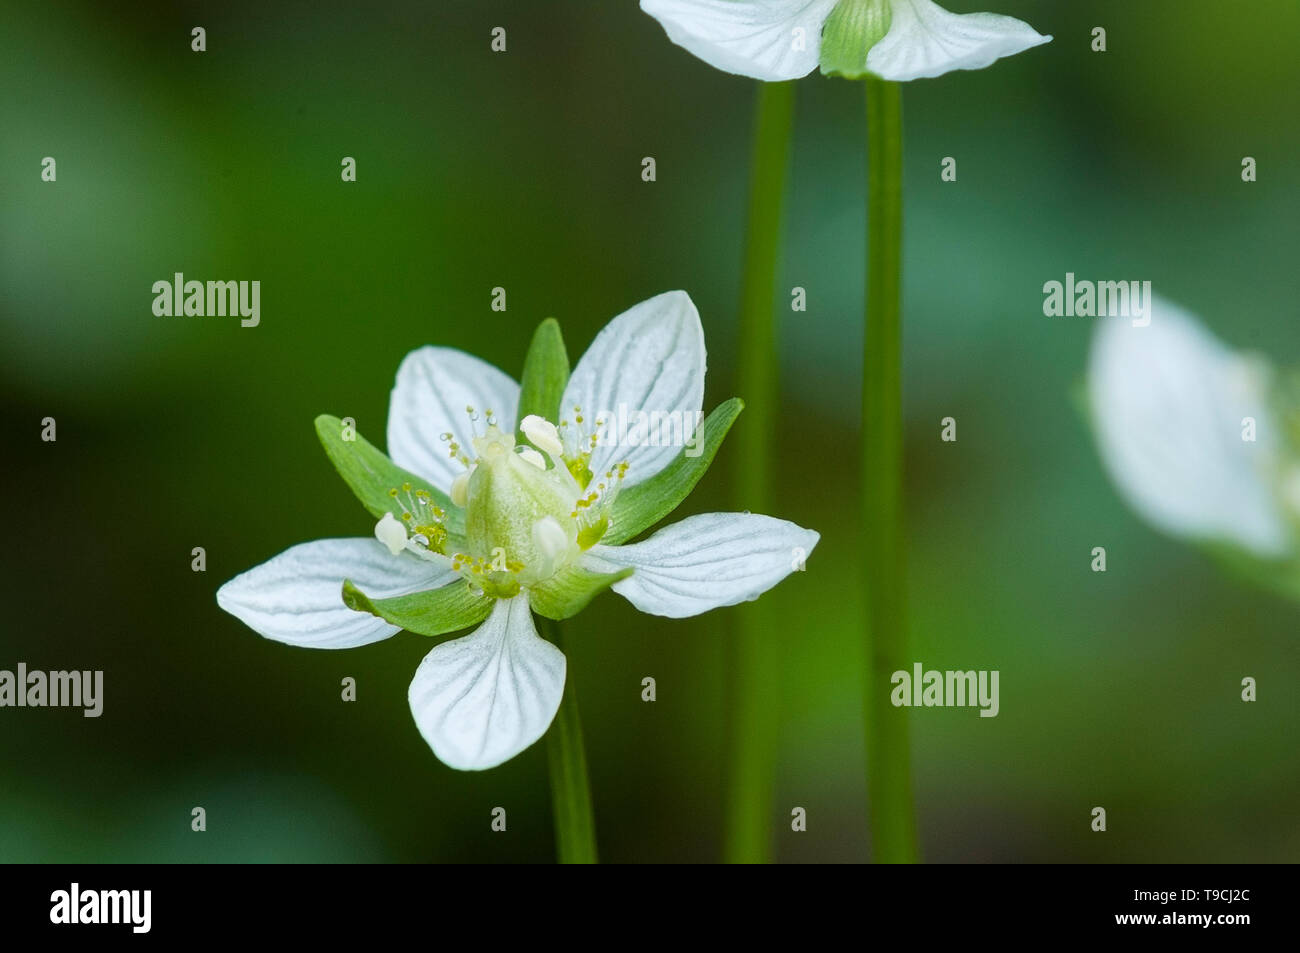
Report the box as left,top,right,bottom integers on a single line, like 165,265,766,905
561,291,706,486
641,0,837,81
865,0,1050,82
217,539,456,649
1088,298,1288,557
585,512,819,618
386,347,520,494
407,595,565,770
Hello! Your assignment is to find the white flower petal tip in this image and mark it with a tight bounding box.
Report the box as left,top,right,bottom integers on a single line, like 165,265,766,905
1087,298,1290,559
386,347,520,495
216,538,453,649
562,290,707,487
640,0,838,81
584,513,820,618
866,0,1051,82
408,596,566,771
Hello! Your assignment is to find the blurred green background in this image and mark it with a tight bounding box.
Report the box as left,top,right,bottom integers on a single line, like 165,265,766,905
2,0,1297,862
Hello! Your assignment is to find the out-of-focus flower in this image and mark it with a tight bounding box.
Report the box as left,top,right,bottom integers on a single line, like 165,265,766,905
1088,297,1291,560
640,0,1050,82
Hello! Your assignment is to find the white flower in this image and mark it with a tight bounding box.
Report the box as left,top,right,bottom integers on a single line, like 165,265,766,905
640,0,1050,82
1087,297,1290,558
218,291,819,770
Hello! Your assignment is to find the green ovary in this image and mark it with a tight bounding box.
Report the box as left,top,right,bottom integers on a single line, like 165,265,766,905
462,427,579,585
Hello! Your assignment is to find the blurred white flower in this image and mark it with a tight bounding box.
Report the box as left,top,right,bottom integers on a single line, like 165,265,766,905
1088,298,1290,558
640,0,1050,82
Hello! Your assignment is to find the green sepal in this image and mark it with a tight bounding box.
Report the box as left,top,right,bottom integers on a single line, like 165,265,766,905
516,318,570,441
528,563,633,621
315,414,465,536
602,397,743,546
819,0,891,79
341,578,492,637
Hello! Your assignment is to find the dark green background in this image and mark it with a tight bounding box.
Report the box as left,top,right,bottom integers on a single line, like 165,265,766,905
2,0,1296,862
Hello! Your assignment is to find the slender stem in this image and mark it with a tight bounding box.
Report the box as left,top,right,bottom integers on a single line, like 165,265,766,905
862,76,917,863
544,618,598,864
724,80,796,865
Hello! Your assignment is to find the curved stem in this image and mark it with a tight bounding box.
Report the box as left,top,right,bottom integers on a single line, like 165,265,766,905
724,80,796,865
862,75,918,864
544,618,598,864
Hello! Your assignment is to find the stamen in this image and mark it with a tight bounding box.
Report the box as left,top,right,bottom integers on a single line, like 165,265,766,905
440,431,471,468
521,415,564,459
381,481,450,555
374,512,407,556
570,459,628,550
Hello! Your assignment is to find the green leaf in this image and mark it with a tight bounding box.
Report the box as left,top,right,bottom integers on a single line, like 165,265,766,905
315,414,464,536
342,578,492,637
819,0,891,79
602,398,744,546
528,563,633,621
516,318,570,439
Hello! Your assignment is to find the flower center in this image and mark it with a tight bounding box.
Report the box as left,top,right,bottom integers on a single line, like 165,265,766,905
373,406,630,598
460,423,578,593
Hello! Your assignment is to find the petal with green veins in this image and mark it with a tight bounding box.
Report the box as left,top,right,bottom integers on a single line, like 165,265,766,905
408,595,565,770
342,576,493,637
602,397,743,546
641,0,838,81
315,414,465,538
864,0,1050,82
527,563,634,621
217,538,452,648
584,512,820,619
561,290,706,487
387,346,520,494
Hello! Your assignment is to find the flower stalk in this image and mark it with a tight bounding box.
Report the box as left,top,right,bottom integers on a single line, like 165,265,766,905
544,618,599,864
862,74,917,863
725,79,796,865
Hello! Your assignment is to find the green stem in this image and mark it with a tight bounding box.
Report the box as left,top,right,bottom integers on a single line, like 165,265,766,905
544,618,598,864
724,80,796,865
862,76,917,863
